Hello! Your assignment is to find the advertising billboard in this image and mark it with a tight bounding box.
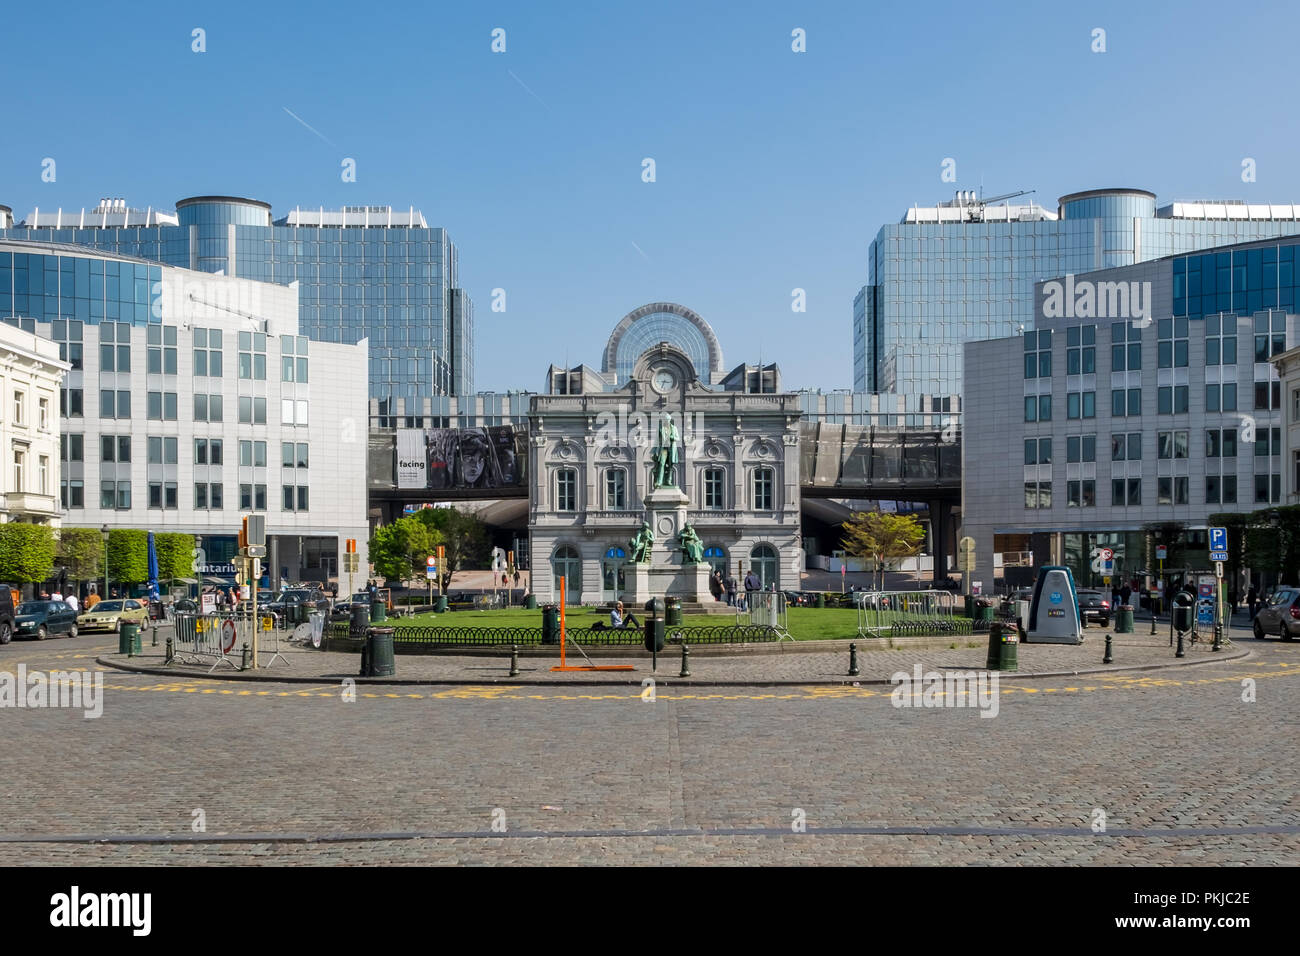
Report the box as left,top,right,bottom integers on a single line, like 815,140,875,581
396,426,526,490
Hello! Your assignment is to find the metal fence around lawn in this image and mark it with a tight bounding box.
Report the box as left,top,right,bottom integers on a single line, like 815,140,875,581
325,621,783,648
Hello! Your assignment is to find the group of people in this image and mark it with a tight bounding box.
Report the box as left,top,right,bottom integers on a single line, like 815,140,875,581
709,568,765,608
36,587,98,612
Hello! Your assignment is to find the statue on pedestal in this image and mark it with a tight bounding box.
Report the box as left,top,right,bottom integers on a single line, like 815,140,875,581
652,412,681,489
628,521,654,564
677,522,704,564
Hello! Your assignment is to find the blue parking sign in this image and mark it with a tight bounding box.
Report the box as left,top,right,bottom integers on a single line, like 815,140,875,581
1209,526,1228,562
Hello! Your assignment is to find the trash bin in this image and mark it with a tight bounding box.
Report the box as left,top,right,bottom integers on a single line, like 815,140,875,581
119,621,142,656
975,599,994,624
1172,592,1194,633
541,604,560,645
1115,604,1134,633
435,595,448,613
644,597,665,654
525,594,537,610
665,596,682,626
370,601,387,623
985,621,1019,671
963,594,974,618
363,627,396,677
815,592,825,609
350,602,370,634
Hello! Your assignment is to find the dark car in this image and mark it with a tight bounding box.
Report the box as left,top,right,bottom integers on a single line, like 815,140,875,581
1076,589,1111,627
14,600,80,640
330,592,373,621
0,584,15,644
1253,588,1300,641
264,587,330,620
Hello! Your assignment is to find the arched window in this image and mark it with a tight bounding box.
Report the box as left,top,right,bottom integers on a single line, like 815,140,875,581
703,467,726,509
556,468,578,511
753,467,775,511
703,545,727,576
552,545,582,601
750,543,778,590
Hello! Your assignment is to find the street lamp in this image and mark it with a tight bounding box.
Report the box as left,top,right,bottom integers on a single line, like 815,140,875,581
101,524,110,600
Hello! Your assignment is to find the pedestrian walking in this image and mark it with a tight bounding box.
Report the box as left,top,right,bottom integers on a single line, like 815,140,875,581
1247,585,1258,619
724,572,737,607
1120,583,1132,607
709,569,723,602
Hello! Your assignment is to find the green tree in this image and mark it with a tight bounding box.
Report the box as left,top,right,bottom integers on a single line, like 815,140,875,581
0,523,56,585
1142,520,1188,575
368,516,441,585
413,506,490,590
56,527,103,589
154,532,198,582
1245,505,1300,587
839,511,926,590
106,529,149,588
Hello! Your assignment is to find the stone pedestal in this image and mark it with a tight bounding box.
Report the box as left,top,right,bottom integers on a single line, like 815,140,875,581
619,486,711,605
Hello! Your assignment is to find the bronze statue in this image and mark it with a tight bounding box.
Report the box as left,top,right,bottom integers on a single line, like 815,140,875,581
628,521,654,564
677,522,704,564
652,412,681,489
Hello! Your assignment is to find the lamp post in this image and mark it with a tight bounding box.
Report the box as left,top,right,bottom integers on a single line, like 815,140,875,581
101,524,110,600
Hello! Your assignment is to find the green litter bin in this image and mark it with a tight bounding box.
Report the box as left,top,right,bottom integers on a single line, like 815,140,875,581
525,594,537,610
1115,604,1134,633
362,627,396,677
815,592,825,609
541,604,560,645
976,600,994,624
435,595,448,613
370,601,387,623
985,621,1019,671
665,597,682,626
119,621,142,656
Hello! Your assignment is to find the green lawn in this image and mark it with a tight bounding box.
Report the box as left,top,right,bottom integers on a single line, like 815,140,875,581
390,605,960,641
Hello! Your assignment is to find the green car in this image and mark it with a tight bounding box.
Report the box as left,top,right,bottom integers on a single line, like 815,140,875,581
14,600,80,640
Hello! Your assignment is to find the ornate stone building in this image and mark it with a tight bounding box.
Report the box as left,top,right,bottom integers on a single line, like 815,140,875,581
529,303,801,605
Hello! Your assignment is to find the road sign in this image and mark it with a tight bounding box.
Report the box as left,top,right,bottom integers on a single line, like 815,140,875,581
1215,561,1224,579
1209,527,1227,562
221,619,237,654
1156,545,1167,560
426,565,437,579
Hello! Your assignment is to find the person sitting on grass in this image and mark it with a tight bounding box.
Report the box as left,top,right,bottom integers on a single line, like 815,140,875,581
609,601,639,629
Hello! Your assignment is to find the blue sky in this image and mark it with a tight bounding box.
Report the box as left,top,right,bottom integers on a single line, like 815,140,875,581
4,0,1299,391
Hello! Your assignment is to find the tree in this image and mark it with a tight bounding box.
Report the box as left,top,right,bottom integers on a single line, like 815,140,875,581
839,511,926,590
0,523,56,585
1244,505,1300,588
413,506,490,591
106,529,149,588
154,532,197,582
1142,521,1188,578
368,516,441,585
56,528,103,588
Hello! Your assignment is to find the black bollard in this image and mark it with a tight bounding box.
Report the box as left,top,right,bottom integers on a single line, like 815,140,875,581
1212,625,1223,653
165,636,174,664
509,644,520,677
848,642,861,677
240,642,251,670
1103,633,1113,664
679,643,691,678
1175,631,1185,658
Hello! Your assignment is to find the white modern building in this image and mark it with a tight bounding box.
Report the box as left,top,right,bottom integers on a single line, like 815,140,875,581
1274,344,1300,505
0,321,68,524
0,239,370,587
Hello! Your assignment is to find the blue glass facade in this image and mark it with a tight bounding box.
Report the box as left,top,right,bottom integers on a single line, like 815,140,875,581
0,250,161,327
859,188,1300,399
0,197,473,402
1173,245,1297,318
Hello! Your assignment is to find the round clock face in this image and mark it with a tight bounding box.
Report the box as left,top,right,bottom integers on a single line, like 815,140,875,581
652,369,676,393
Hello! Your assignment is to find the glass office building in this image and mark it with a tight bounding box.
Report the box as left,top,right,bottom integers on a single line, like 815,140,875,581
0,198,474,408
858,187,1300,400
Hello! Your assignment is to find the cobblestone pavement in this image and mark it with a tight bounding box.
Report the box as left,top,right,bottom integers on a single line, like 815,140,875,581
99,622,1251,685
2,631,1297,865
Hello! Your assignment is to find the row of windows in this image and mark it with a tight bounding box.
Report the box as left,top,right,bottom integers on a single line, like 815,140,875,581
1026,474,1283,509
1026,428,1282,464
555,466,776,512
1,390,52,430
71,480,311,512
9,449,51,495
1025,383,1281,422
63,436,312,468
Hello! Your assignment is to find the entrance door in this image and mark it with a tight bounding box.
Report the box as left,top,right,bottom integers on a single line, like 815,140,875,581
602,546,626,601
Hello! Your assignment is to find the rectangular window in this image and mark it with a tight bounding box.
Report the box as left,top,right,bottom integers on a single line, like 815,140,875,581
282,442,294,468
1110,322,1141,371
283,485,295,511
605,469,626,510
1023,329,1052,379
1066,325,1095,375
1025,482,1052,508
196,439,208,465
38,397,48,431
556,469,577,511
239,396,252,424
754,467,775,510
296,443,308,468
704,468,725,509
297,486,308,511
1066,435,1096,463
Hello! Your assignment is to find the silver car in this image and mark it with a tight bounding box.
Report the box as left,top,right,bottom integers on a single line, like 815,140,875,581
1253,588,1300,641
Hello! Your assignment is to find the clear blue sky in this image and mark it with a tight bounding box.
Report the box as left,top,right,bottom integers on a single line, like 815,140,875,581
3,0,1299,392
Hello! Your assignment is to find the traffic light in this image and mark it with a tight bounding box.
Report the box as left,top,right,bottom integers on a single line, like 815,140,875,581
437,545,445,562
238,519,248,552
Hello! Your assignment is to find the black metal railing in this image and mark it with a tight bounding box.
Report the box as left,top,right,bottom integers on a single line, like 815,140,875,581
327,622,784,646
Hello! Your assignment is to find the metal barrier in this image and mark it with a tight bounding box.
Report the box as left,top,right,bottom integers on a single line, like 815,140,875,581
172,612,244,672
740,590,791,639
324,621,785,647
855,590,966,638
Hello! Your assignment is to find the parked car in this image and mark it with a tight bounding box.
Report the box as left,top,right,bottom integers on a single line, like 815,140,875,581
0,584,15,644
330,592,373,621
14,600,80,640
77,599,149,633
1076,589,1111,627
1253,588,1300,641
263,587,330,620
